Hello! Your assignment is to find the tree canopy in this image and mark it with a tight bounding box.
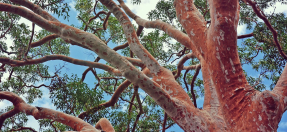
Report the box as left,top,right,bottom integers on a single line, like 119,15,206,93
0,0,287,131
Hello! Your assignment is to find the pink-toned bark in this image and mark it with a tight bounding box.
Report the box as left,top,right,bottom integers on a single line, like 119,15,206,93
1,0,287,131
0,91,100,131
0,55,122,76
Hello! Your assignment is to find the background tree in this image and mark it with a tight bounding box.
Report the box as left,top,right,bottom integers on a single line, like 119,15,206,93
0,0,287,131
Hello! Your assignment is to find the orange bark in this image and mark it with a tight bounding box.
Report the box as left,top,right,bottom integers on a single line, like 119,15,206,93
0,0,287,131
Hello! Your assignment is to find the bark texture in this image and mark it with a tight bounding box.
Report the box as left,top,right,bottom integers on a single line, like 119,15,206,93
0,0,286,131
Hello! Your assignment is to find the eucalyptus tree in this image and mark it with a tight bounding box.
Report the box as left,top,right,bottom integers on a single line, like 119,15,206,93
0,0,287,131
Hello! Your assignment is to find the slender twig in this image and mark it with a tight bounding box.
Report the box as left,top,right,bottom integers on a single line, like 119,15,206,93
24,23,35,60
244,0,287,60
237,33,254,39
190,64,201,108
162,113,167,132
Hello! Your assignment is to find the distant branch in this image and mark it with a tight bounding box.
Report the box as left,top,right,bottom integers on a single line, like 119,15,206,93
0,55,122,76
244,0,287,60
190,64,201,108
237,33,254,39
101,0,161,75
78,80,131,119
10,127,37,132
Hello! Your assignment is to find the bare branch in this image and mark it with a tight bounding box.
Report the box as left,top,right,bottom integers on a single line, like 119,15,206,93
190,64,201,108
237,33,254,39
79,80,131,119
244,0,287,60
95,118,115,132
30,34,59,47
10,127,37,132
0,55,122,76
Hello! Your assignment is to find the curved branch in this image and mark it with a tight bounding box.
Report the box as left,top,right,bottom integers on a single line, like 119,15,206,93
244,0,287,60
30,34,59,47
0,55,122,76
0,91,99,131
95,118,115,132
100,0,161,75
79,80,131,119
84,11,108,31
118,0,196,54
0,4,209,131
24,23,35,59
0,108,19,128
162,113,168,132
10,0,59,22
175,53,196,79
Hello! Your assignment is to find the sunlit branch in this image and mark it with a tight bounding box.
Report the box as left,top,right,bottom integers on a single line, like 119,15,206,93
0,91,99,131
10,0,57,21
244,0,287,60
273,63,287,111
118,0,195,52
81,26,143,82
0,4,206,127
0,55,122,76
100,0,161,75
95,118,115,132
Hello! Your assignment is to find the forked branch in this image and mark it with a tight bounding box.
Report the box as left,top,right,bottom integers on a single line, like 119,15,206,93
244,0,287,60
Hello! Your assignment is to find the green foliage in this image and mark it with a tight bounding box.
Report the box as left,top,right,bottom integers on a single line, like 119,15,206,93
1,0,287,131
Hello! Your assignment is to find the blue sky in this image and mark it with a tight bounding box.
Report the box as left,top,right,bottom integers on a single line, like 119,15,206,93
1,0,287,131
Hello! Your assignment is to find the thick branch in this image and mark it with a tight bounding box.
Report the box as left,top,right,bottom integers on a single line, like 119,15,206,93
0,108,20,128
0,4,209,131
174,0,207,59
118,0,196,54
0,91,99,131
273,63,287,111
100,0,161,75
95,118,115,132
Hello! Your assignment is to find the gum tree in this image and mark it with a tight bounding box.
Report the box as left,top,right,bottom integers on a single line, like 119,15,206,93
0,0,287,131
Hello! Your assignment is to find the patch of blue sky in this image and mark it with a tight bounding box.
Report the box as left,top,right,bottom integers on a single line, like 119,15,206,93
14,0,287,131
